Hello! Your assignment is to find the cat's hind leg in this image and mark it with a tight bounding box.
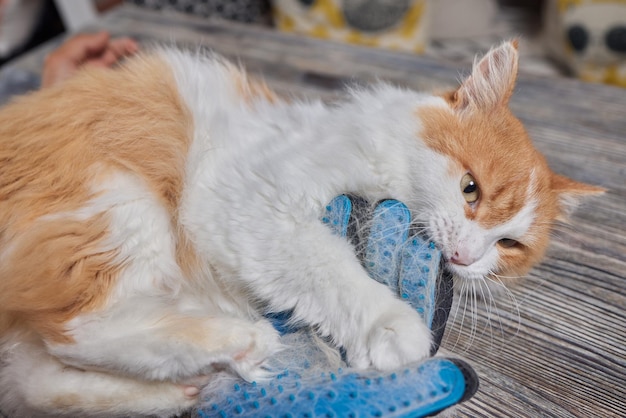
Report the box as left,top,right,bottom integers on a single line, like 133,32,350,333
38,169,281,386
0,337,200,418
46,302,282,385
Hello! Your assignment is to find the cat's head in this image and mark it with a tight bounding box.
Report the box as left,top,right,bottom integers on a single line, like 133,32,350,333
416,40,604,286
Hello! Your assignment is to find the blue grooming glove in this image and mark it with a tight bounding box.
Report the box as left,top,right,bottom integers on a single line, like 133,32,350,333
195,196,478,417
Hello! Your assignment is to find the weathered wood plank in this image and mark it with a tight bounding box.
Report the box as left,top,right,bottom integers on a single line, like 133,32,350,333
7,4,625,417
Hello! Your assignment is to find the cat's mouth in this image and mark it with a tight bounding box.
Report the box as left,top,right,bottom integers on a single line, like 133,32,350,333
438,249,494,283
445,262,483,282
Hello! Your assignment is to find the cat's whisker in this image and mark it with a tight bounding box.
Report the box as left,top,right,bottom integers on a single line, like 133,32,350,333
456,280,478,351
465,282,475,349
489,272,520,280
469,280,480,349
475,277,495,349
483,277,510,347
515,274,548,308
461,281,474,348
486,271,522,342
488,273,520,308
446,280,469,353
408,221,428,230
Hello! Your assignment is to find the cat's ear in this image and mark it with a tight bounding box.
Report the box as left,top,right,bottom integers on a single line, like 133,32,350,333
448,40,519,112
551,174,605,220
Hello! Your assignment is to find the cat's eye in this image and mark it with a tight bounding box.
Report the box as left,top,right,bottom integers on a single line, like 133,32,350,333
460,173,480,203
498,238,519,248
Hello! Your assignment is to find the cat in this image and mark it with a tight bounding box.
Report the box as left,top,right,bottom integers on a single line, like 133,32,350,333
0,40,603,417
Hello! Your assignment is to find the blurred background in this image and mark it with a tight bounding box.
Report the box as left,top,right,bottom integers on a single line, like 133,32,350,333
0,0,624,87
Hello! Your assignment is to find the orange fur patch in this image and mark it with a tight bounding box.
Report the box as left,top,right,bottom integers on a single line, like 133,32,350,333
0,53,198,342
0,214,120,343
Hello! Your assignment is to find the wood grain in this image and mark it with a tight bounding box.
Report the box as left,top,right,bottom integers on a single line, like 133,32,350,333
8,5,625,417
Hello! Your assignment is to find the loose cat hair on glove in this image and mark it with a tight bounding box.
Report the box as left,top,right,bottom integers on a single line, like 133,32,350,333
0,40,602,417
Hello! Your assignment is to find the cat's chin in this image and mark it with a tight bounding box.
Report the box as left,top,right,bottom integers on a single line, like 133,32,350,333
447,265,521,300
445,263,487,284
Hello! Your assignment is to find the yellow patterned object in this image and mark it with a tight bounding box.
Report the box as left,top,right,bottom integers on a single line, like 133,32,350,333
545,0,626,87
272,0,430,53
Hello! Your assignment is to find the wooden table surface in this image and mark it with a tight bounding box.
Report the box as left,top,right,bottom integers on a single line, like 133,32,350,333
7,5,625,418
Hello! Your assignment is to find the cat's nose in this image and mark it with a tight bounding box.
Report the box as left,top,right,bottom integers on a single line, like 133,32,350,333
450,250,475,266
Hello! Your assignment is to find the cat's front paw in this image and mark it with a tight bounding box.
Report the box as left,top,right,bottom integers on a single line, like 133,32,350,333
351,307,433,371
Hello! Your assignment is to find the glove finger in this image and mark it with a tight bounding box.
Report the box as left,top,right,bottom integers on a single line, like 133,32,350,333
321,195,352,237
362,200,411,294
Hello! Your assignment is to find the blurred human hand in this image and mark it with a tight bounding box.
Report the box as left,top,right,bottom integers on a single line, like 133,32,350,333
41,31,138,88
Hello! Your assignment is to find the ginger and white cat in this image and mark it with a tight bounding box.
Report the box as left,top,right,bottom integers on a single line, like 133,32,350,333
0,41,601,417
